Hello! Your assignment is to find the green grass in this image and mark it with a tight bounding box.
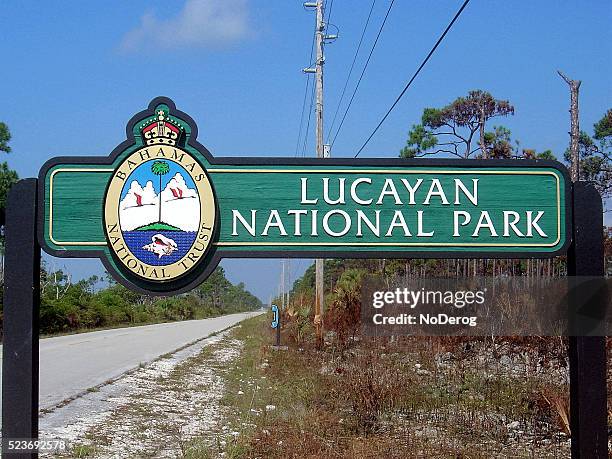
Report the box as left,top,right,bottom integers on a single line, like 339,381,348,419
183,439,215,459
209,315,341,458
133,222,182,231
68,444,97,458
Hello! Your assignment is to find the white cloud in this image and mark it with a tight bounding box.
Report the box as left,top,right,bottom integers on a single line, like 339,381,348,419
120,0,250,53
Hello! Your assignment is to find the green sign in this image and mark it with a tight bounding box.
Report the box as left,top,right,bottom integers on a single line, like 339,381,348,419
38,98,570,294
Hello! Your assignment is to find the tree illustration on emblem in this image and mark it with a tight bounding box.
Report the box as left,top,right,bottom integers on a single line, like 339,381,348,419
151,160,170,222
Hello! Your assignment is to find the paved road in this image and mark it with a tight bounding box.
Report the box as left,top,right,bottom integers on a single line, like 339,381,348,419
0,311,262,411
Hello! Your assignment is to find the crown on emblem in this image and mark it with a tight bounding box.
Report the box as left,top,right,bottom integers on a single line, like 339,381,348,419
140,109,184,146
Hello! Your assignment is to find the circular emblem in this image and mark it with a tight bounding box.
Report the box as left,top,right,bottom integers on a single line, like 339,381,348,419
104,109,216,284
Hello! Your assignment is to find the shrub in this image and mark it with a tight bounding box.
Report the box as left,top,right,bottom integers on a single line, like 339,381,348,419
338,351,411,433
326,269,364,347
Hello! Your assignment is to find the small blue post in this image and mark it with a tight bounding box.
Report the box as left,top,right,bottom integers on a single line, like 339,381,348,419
271,304,280,346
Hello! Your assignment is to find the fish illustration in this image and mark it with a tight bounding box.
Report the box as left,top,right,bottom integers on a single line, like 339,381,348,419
142,233,178,258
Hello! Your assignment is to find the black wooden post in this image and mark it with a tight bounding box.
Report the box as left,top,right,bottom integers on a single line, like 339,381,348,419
2,179,40,458
567,182,608,458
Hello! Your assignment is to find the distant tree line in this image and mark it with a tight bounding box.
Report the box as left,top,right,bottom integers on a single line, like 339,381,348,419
0,263,261,338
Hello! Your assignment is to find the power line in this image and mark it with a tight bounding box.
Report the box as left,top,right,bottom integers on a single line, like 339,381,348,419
291,259,303,280
295,15,318,156
354,0,471,157
301,74,316,156
326,0,377,143
329,0,395,151
295,74,312,156
325,0,335,28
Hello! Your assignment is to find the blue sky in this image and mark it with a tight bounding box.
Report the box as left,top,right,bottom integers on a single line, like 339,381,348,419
120,160,196,200
1,1,610,301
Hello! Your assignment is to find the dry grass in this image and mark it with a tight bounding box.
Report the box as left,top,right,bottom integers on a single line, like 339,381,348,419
208,315,574,458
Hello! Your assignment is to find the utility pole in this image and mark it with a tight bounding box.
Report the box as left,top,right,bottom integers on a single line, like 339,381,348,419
304,0,335,344
314,0,325,345
285,259,291,308
558,70,581,182
280,260,285,310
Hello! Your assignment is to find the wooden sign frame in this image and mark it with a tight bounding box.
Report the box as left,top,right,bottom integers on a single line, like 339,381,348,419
37,97,572,295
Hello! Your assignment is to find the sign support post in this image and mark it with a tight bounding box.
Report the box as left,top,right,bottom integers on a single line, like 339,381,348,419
567,182,607,458
2,179,40,458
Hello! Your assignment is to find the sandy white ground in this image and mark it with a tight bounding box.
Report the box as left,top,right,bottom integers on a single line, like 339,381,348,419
40,330,243,458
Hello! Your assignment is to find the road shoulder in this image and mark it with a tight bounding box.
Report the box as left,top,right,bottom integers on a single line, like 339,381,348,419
40,324,247,457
